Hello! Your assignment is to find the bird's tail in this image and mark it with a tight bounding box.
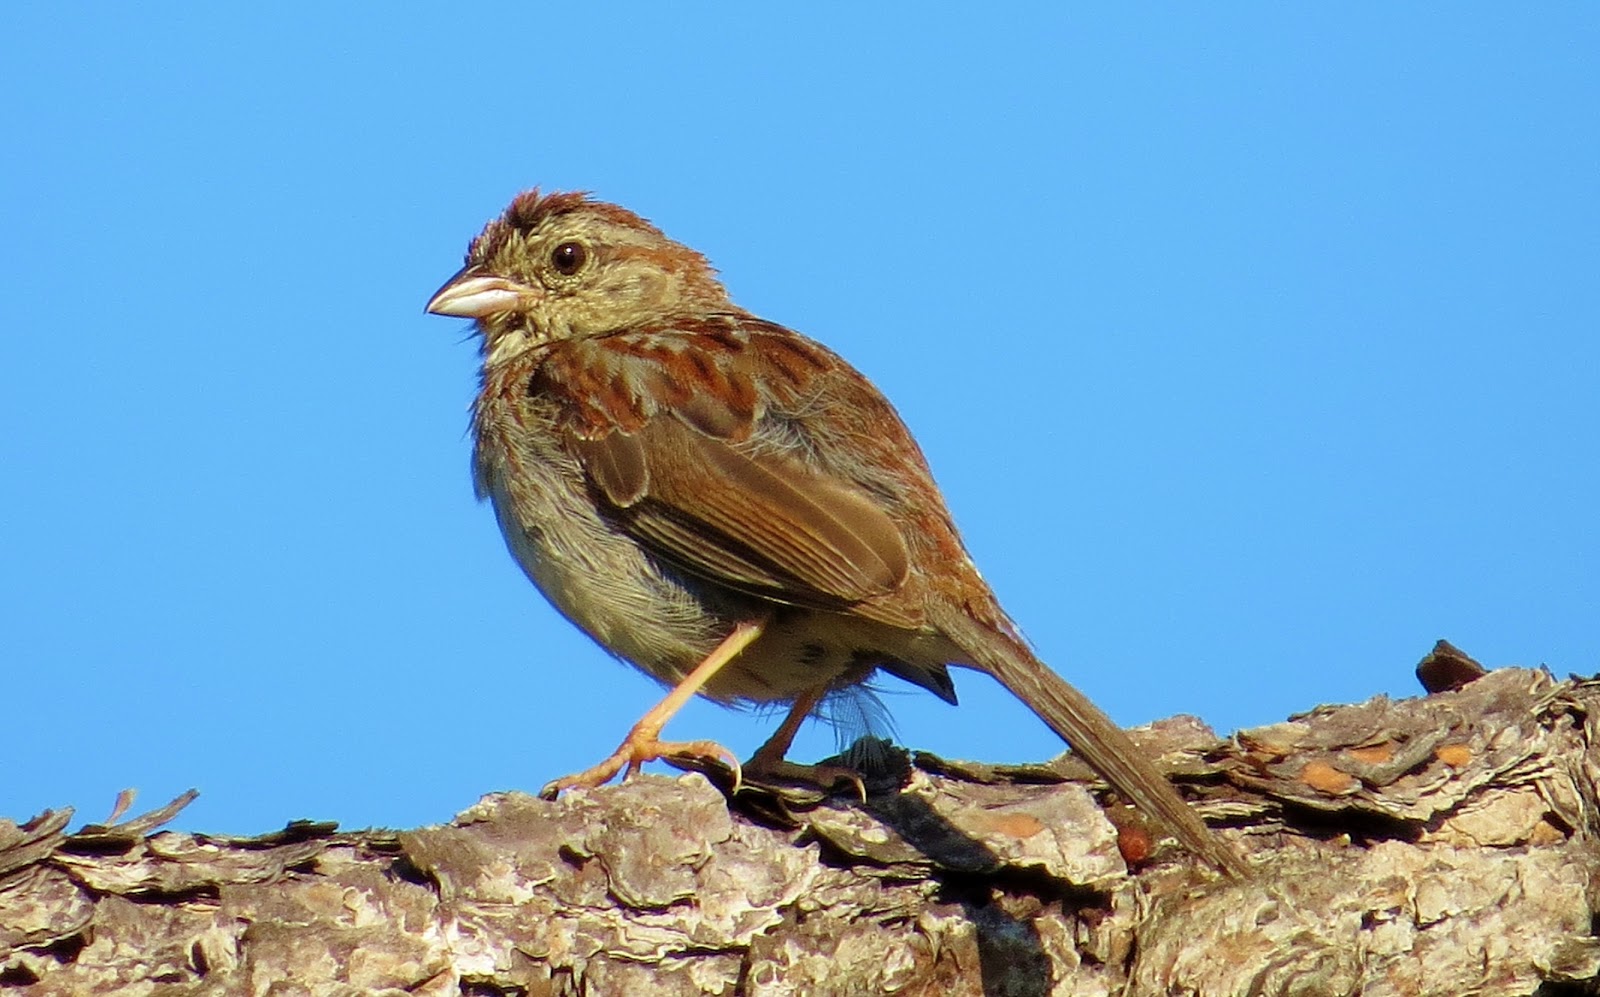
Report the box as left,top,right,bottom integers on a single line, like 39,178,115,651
938,608,1248,877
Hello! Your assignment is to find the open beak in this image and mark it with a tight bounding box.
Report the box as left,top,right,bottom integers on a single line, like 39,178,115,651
425,267,543,318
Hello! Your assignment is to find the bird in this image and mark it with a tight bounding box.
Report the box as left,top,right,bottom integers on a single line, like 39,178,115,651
425,190,1246,877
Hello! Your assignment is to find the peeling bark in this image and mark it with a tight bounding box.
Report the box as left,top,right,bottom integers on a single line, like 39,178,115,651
5,661,1600,996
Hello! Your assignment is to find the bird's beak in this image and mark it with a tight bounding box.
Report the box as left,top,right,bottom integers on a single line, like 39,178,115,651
425,267,543,318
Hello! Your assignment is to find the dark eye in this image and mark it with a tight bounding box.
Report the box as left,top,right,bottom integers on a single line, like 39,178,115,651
550,241,587,276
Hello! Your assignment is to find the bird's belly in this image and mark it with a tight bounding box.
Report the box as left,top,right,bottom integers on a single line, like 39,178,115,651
481,462,723,678
474,418,944,706
484,478,913,704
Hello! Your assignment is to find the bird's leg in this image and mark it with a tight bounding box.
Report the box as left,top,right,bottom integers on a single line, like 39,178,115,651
746,684,825,772
745,684,867,800
540,619,765,798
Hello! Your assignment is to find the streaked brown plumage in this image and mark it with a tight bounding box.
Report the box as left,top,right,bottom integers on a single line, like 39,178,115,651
427,190,1247,877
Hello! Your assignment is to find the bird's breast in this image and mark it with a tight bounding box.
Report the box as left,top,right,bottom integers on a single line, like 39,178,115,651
470,386,722,676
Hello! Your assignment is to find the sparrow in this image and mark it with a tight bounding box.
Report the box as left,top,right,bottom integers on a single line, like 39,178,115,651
426,190,1246,876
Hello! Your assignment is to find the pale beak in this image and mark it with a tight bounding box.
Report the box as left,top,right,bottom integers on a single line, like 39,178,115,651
425,267,543,317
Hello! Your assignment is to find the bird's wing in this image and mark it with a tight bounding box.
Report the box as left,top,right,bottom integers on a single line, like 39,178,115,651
575,415,917,624
542,323,925,630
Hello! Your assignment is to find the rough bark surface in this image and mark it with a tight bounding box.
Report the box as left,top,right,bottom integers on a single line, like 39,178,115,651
6,657,1600,996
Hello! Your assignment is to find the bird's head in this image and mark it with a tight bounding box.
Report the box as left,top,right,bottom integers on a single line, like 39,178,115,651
427,190,732,363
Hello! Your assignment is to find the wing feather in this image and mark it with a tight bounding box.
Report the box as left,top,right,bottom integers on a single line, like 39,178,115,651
578,418,919,628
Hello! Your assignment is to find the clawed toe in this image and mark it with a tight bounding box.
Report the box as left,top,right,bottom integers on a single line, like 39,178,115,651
744,757,867,802
540,734,741,799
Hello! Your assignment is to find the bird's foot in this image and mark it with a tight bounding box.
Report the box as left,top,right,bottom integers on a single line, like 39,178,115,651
743,753,867,803
540,732,742,799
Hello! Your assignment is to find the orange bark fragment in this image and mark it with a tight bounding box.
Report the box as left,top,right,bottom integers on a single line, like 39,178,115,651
1301,760,1359,794
1347,743,1396,765
983,813,1045,839
1117,824,1154,867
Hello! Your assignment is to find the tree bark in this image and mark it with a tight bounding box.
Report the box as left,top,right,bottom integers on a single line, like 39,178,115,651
5,654,1600,996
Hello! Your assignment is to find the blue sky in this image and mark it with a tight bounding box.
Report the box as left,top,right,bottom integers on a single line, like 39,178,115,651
4,6,1596,835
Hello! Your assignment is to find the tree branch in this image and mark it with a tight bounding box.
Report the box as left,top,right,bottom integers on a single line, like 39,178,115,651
5,652,1599,995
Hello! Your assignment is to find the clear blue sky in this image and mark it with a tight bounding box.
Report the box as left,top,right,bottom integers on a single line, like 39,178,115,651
4,6,1596,835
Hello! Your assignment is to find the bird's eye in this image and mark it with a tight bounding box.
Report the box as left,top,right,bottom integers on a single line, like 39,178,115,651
550,241,587,276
